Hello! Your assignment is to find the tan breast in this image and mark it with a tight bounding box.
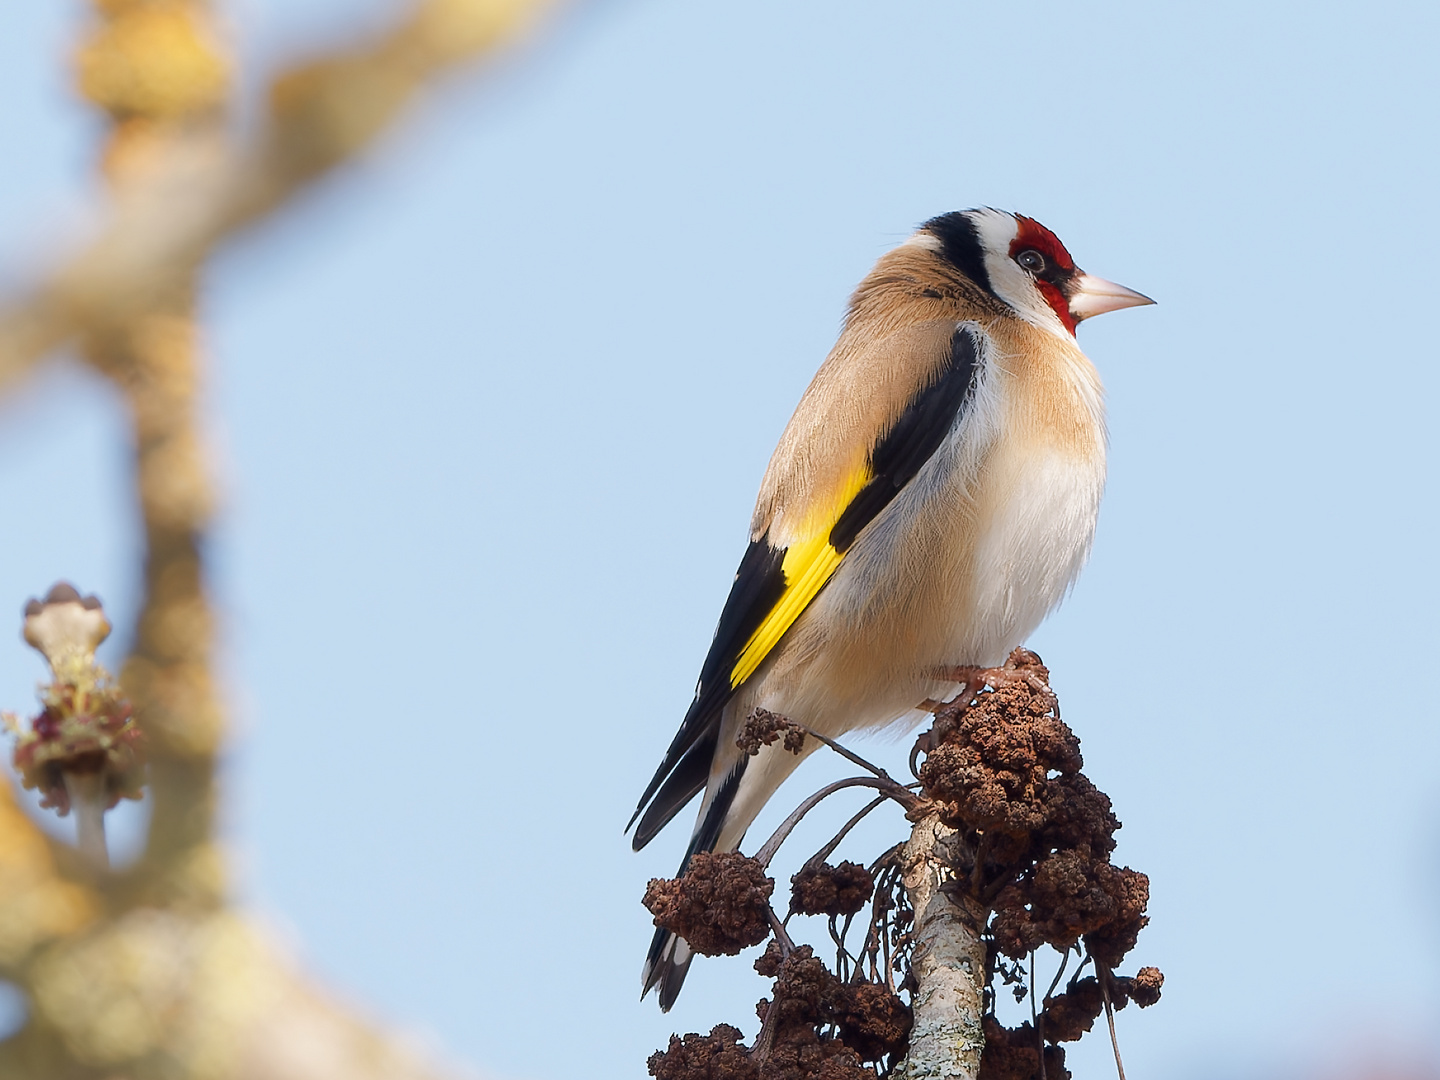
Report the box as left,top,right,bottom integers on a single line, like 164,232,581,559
979,316,1106,460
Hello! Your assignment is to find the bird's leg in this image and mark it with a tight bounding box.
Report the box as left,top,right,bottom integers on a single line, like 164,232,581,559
910,678,983,778
908,731,931,780
933,652,1060,720
910,673,986,776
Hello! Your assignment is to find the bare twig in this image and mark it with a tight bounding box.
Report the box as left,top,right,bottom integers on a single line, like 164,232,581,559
1099,965,1129,1080
766,905,796,956
1044,946,1071,1003
752,776,921,871
850,845,904,988
0,0,555,396
1031,951,1045,1080
801,793,888,871
789,721,895,781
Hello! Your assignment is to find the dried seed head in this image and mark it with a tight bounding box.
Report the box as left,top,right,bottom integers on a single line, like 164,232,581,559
643,852,774,957
736,708,806,757
790,861,874,918
646,1024,757,1080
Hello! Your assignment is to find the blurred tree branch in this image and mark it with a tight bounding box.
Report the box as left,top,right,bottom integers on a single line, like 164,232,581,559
0,0,554,394
0,0,555,1076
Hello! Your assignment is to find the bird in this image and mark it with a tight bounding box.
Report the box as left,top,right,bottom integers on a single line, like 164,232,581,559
628,208,1152,1010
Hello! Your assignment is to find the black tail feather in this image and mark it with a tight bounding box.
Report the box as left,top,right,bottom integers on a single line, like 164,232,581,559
631,729,718,851
642,922,695,1012
640,758,747,1010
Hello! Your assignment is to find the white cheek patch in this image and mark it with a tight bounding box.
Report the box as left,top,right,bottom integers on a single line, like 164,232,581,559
970,209,1071,339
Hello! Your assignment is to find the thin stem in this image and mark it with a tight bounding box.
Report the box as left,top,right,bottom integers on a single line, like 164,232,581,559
766,905,796,955
829,915,852,980
790,722,893,781
752,776,920,870
803,794,888,871
1099,966,1128,1080
64,770,109,870
1031,951,1045,1080
854,893,880,986
1044,947,1071,1004
750,963,782,1066
854,849,902,987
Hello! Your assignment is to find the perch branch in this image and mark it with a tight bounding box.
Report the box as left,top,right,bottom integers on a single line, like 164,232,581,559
891,814,987,1080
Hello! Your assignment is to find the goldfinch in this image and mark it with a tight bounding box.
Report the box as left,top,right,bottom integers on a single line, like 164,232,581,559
630,209,1152,1009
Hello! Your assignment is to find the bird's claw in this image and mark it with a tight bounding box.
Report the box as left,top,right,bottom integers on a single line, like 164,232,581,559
933,648,1060,720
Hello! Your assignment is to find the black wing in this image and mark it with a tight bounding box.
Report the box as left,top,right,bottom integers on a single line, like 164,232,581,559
628,538,785,847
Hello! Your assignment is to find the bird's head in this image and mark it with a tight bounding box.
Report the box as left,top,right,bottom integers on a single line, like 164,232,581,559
920,208,1153,337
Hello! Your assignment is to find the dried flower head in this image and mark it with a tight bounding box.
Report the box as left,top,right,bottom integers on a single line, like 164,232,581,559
6,584,143,815
647,1024,758,1080
643,852,774,957
753,945,911,1074
736,709,806,756
789,862,874,918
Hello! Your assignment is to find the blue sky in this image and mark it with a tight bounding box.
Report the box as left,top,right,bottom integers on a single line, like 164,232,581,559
2,1,1439,1078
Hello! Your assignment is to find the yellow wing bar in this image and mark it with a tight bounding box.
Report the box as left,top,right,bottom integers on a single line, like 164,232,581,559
728,465,872,688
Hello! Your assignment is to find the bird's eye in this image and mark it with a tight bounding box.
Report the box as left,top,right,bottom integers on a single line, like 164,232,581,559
1016,249,1046,274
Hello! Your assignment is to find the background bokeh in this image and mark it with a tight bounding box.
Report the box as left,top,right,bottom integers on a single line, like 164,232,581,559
2,0,1438,1077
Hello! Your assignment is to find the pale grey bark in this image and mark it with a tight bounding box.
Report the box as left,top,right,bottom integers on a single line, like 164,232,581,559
892,815,987,1080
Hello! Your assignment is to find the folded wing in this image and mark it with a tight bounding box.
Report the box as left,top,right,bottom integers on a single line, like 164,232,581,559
629,323,984,850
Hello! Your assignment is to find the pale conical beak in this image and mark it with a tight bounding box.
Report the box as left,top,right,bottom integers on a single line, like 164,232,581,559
1068,273,1155,321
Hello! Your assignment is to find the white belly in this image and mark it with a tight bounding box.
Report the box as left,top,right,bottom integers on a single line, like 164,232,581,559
960,440,1105,665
